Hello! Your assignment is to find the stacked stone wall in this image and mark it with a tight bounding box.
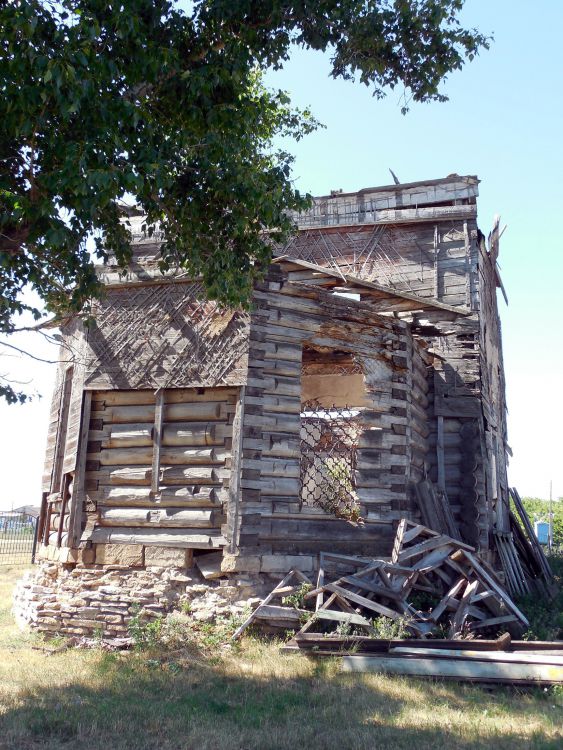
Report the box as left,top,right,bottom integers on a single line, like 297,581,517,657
14,549,270,640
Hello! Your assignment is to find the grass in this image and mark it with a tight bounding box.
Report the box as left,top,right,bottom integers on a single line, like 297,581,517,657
519,554,563,641
0,566,562,750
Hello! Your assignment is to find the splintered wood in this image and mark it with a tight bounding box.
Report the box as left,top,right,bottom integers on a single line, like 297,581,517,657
233,519,529,642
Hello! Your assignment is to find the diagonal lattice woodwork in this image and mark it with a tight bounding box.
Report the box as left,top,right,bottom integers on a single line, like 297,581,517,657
84,282,250,389
277,224,443,293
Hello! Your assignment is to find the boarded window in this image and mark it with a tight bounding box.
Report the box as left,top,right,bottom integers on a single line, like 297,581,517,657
82,387,236,549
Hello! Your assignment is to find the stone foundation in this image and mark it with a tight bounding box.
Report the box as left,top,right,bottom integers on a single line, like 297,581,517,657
14,558,271,639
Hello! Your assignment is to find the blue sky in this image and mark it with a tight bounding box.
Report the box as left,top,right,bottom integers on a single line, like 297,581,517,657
0,0,561,509
264,0,563,501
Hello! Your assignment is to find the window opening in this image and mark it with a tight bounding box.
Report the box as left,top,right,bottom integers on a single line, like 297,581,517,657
300,346,364,522
300,400,361,521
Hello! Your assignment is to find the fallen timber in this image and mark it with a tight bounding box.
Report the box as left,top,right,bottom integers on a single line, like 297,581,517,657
282,634,563,656
232,518,562,685
340,653,563,685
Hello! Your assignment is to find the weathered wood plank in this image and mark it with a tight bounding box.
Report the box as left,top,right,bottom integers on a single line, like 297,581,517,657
88,527,226,548
98,507,221,528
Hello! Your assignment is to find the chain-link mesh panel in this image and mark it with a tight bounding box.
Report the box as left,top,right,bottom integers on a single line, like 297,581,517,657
300,400,361,521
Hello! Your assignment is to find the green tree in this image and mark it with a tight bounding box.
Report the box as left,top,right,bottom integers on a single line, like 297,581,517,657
1,1,489,402
519,497,563,548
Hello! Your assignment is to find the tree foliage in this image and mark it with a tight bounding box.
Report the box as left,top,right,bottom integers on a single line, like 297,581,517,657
1,0,489,400
519,497,563,548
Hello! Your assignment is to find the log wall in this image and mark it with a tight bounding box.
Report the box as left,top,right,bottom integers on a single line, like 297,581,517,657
279,211,508,556
477,228,510,533
230,266,433,570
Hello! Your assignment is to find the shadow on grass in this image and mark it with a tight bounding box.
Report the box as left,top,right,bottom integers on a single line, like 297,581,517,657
0,644,561,750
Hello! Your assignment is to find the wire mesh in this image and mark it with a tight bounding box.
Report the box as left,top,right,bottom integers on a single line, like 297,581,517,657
300,401,361,520
0,512,38,565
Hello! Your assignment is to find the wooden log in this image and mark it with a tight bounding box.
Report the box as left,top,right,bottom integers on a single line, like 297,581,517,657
91,486,218,507
162,422,229,446
94,401,231,425
92,390,156,407
103,424,152,447
258,394,301,415
94,388,236,407
243,459,300,478
98,507,220,528
164,388,238,404
160,466,225,485
91,447,228,466
88,466,151,485
103,421,226,448
434,395,481,418
90,465,225,486
241,476,300,496
88,527,226,548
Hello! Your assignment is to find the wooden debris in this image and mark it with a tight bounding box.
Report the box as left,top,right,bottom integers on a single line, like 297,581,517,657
415,479,461,541
284,633,563,685
194,551,224,580
509,487,554,584
240,519,530,647
231,569,312,640
494,531,530,597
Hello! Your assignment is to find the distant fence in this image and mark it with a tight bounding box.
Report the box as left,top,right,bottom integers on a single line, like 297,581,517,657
0,512,38,566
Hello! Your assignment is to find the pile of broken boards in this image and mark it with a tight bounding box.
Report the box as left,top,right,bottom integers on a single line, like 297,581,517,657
233,520,531,643
232,520,563,684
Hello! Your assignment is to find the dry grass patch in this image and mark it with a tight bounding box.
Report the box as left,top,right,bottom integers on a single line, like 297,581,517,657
0,566,561,750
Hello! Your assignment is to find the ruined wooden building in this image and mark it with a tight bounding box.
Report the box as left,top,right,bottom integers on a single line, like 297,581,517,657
19,174,513,635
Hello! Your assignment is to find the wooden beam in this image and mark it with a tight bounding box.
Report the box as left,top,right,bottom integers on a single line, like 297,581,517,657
436,416,446,492
273,256,471,316
228,386,246,554
68,390,92,548
151,390,164,496
341,655,563,684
